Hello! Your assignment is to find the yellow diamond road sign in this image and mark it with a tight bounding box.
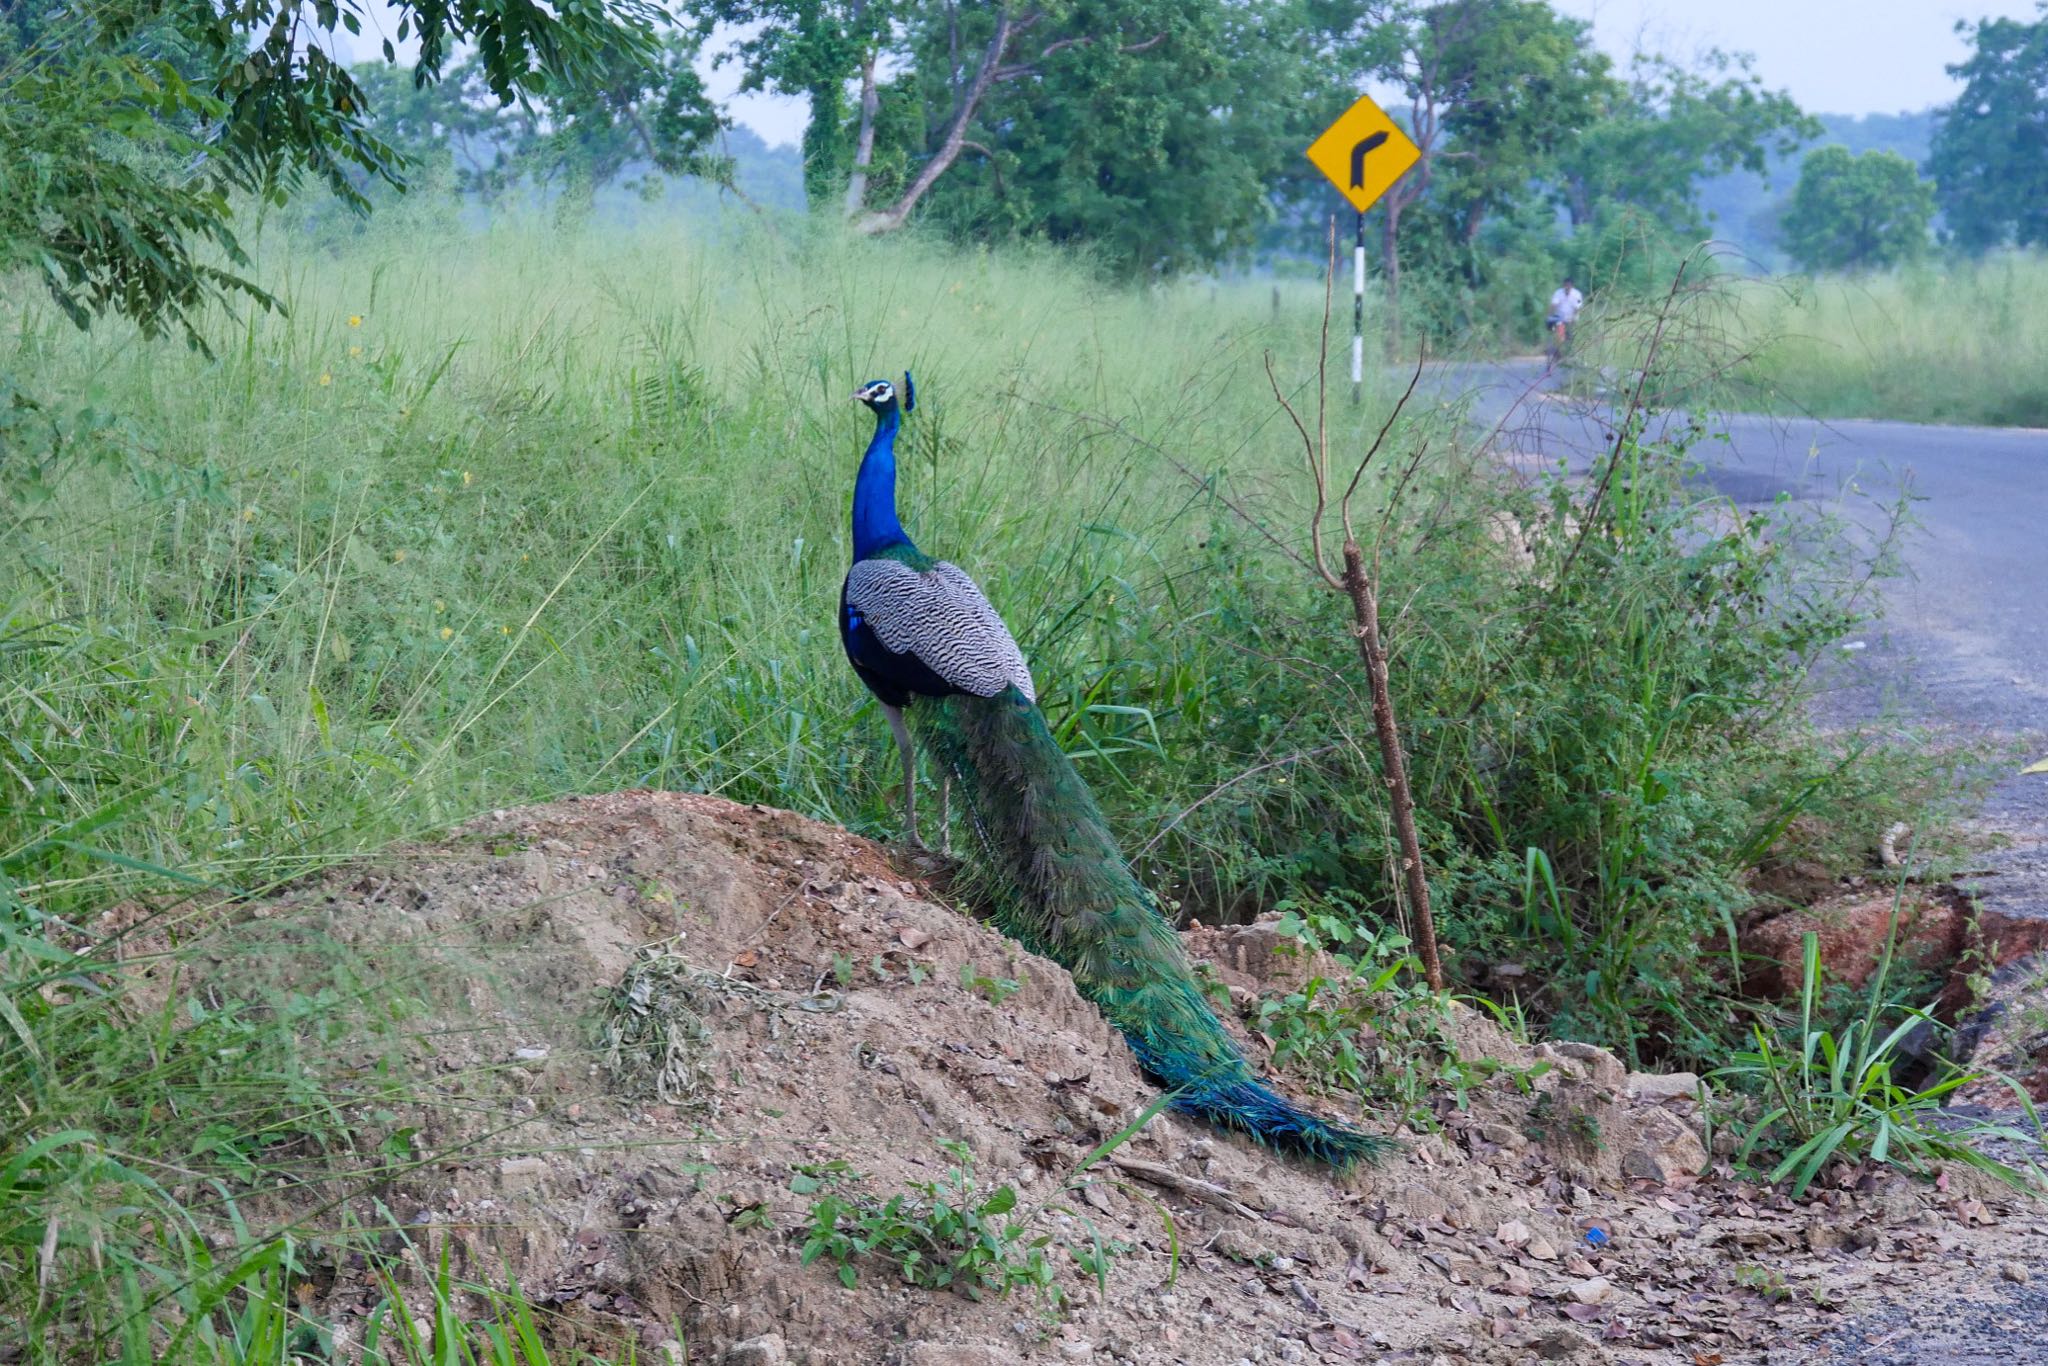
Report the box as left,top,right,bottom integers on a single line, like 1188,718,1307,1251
1305,93,1421,214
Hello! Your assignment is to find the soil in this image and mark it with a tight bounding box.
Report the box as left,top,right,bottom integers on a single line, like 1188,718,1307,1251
147,792,2048,1365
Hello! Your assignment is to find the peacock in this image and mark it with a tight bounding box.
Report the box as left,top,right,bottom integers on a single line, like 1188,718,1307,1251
837,373,1391,1167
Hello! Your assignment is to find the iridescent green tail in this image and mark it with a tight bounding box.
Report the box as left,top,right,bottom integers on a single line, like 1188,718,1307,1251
918,687,1393,1167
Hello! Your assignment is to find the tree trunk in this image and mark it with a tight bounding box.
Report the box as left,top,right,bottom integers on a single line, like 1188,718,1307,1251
1342,538,1443,991
854,9,1014,234
843,51,880,218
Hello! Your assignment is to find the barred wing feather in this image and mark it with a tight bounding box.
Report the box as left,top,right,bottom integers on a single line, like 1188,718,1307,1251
844,558,1035,702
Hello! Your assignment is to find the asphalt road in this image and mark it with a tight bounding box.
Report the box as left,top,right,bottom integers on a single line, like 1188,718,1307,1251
1439,359,2048,1364
1442,359,2048,918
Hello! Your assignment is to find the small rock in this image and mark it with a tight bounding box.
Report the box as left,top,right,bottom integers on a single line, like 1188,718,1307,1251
2002,1261,2031,1284
1495,1219,1532,1248
498,1157,549,1191
1534,1326,1602,1361
513,1046,550,1062
1619,1149,1666,1184
1058,1341,1093,1362
1566,1276,1613,1305
721,1336,787,1366
1624,1070,1700,1102
1539,1041,1626,1091
1629,1108,1709,1183
655,1342,686,1366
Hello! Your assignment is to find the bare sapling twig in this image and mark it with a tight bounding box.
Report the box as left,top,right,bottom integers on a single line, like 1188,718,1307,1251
1263,218,1443,992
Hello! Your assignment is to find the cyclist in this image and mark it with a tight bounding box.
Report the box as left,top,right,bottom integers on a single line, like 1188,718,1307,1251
1545,276,1583,361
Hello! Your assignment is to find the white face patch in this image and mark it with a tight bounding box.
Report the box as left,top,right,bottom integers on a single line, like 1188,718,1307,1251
861,381,895,404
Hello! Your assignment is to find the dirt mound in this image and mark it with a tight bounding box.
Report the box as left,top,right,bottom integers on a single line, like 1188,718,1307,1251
196,793,2043,1364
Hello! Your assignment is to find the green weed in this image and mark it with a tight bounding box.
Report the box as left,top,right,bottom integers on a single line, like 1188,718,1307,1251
796,1152,1060,1302
958,961,1024,1006
1712,922,2041,1198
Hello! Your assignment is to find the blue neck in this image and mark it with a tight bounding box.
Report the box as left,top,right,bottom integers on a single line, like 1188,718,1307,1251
851,404,913,559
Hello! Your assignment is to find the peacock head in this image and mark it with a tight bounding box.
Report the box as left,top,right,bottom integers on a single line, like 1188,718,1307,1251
853,371,916,417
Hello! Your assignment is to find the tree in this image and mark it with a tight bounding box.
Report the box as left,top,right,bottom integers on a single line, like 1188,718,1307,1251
702,1,892,210
1781,146,1934,273
898,0,1308,272
1557,50,1817,237
345,32,736,217
343,59,519,200
0,0,662,347
1930,5,2048,253
706,0,1182,233
1368,0,1615,350
849,3,1182,236
493,33,735,216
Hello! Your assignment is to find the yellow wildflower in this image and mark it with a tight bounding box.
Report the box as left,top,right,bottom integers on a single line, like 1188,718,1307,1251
392,548,406,564
240,506,256,522
461,470,473,487
500,625,513,636
433,599,446,613
349,345,363,358
348,315,363,328
439,626,454,641
318,371,332,387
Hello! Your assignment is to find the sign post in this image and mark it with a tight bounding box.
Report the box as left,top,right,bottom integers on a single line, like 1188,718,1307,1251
1304,95,1420,403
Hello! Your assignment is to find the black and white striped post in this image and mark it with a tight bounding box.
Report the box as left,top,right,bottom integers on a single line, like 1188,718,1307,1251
1305,96,1418,405
1352,209,1366,405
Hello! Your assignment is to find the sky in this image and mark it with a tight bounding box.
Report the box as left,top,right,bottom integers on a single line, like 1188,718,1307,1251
335,1,2047,149
1551,0,2042,118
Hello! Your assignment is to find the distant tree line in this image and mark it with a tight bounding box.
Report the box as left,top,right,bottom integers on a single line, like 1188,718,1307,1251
1779,4,2047,273
2,0,2044,350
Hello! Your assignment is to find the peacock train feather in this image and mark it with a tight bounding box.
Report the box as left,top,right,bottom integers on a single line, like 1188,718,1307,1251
836,371,1391,1167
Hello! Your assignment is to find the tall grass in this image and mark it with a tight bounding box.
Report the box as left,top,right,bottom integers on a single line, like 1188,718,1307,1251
2,216,1376,906
1735,252,2048,427
0,211,1984,1353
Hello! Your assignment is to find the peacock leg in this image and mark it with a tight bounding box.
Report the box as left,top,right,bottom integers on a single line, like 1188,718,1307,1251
938,775,952,856
881,703,923,850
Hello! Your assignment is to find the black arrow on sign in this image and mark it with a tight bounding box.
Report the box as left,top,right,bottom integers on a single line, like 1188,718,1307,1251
1349,130,1390,189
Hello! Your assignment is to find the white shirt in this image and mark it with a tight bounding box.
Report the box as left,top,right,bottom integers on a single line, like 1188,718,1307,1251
1549,286,1583,323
